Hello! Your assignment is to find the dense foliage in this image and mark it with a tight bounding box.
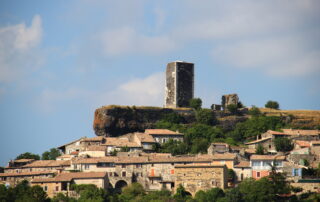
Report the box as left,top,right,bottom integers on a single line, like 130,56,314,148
42,148,61,160
189,98,202,110
265,101,280,109
15,152,40,160
274,137,294,152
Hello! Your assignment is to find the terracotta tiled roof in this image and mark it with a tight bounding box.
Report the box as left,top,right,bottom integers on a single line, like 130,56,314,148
295,140,311,148
245,148,256,154
251,155,285,161
175,165,225,168
102,138,141,147
31,172,107,183
210,142,229,146
282,129,320,136
135,133,156,143
145,129,183,136
81,136,105,142
73,157,118,164
267,130,289,135
212,153,236,160
57,137,85,149
13,159,35,163
311,141,320,145
245,137,271,145
0,171,56,177
234,161,250,168
22,160,70,168
85,145,107,151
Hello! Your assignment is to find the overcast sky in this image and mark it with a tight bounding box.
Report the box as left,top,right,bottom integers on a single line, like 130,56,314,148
0,0,319,166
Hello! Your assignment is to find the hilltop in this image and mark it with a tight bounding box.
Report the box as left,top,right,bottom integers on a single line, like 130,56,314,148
93,105,320,137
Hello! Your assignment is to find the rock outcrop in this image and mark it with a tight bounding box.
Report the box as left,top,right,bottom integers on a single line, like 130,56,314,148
93,105,195,136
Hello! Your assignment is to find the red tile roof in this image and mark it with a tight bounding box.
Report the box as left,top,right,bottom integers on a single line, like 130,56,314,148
22,160,70,168
234,161,250,168
145,129,183,136
295,140,311,148
251,155,285,161
31,172,107,183
0,171,56,177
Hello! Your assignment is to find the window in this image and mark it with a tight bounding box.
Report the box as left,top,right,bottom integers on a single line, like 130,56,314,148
263,161,269,166
44,186,47,191
74,164,77,170
241,173,244,181
109,172,113,177
84,164,90,170
252,161,260,167
56,186,59,191
171,169,174,175
114,172,119,177
257,172,260,178
122,172,126,177
274,161,282,167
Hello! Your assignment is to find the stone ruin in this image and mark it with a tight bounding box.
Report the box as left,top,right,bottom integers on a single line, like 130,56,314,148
221,94,239,110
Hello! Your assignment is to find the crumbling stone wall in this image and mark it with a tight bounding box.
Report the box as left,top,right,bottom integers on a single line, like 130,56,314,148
222,94,239,109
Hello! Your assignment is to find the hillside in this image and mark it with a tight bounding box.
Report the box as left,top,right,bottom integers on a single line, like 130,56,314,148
260,108,320,129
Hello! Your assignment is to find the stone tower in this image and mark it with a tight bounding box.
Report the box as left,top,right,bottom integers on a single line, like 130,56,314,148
165,61,194,108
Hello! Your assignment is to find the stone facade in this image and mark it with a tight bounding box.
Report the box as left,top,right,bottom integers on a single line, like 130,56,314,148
165,61,194,108
221,94,239,109
174,165,227,196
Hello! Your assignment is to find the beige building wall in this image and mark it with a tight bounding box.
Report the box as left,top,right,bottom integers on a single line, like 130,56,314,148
175,165,227,196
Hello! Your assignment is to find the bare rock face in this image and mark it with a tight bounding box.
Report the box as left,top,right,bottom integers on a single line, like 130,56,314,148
93,105,195,136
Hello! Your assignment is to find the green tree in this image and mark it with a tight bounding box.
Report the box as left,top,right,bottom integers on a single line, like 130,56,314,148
227,104,238,115
120,146,130,152
0,184,9,202
205,188,225,202
196,109,216,125
265,101,280,109
227,169,236,183
174,185,191,202
140,189,172,202
190,138,209,154
228,116,284,141
15,152,40,160
189,98,202,110
119,183,145,202
159,139,188,155
223,187,244,202
274,137,293,152
256,144,265,155
42,148,61,160
238,178,276,202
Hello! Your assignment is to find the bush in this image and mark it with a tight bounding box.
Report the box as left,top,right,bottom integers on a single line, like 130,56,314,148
227,104,238,115
265,101,280,109
249,106,261,116
256,144,265,155
196,109,216,125
274,137,293,152
15,152,40,160
189,98,202,110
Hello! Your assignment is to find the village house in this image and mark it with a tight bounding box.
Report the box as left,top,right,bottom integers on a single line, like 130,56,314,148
281,129,320,141
0,171,56,187
57,136,106,155
207,142,230,154
250,155,286,179
31,172,109,198
174,165,227,196
233,161,252,182
145,129,184,144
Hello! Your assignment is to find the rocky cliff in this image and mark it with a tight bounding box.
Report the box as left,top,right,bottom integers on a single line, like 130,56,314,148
93,105,195,136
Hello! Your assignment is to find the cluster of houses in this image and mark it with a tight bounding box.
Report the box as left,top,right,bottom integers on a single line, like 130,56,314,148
0,128,319,197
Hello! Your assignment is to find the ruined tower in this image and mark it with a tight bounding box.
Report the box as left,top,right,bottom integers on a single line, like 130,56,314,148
165,61,194,108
